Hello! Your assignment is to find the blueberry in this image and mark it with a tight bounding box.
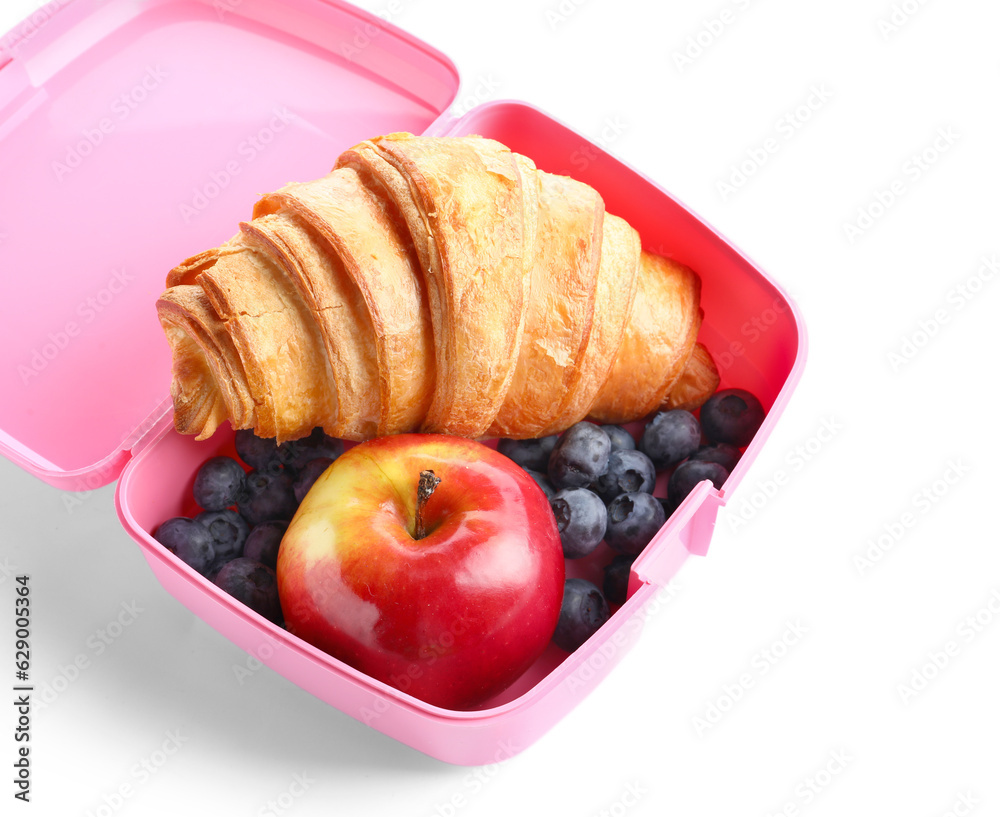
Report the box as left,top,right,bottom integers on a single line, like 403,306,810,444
688,442,742,472
243,520,289,571
638,409,702,469
699,388,765,447
192,456,246,511
605,492,666,556
524,469,557,500
278,428,344,474
553,578,610,652
551,488,607,559
547,422,611,490
603,554,636,606
601,424,636,452
155,517,215,575
213,558,283,624
497,435,559,472
668,460,729,507
293,457,334,503
234,429,282,472
238,469,298,526
195,509,250,572
592,449,657,503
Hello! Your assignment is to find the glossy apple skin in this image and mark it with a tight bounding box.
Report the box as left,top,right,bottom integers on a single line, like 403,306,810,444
277,433,565,710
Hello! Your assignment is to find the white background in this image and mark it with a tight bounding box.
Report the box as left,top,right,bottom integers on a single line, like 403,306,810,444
2,0,999,815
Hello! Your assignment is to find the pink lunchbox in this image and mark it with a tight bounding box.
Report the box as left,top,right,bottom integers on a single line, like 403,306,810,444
0,0,806,764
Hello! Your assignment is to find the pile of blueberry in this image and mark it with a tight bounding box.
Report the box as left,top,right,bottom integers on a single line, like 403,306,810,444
154,428,343,624
154,387,764,661
498,387,765,652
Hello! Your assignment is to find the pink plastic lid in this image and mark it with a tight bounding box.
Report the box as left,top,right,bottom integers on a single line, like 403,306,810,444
0,0,459,490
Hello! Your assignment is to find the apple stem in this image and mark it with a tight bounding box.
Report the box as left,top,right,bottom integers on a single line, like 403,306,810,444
414,469,441,540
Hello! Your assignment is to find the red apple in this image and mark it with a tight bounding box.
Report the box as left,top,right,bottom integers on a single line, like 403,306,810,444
276,433,565,710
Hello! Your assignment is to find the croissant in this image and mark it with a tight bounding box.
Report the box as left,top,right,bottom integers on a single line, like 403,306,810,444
156,133,719,444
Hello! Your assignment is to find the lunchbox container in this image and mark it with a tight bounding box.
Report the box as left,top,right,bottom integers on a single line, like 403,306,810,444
0,0,806,765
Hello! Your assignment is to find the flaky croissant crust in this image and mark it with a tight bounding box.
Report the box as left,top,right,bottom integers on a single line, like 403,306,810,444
156,133,718,443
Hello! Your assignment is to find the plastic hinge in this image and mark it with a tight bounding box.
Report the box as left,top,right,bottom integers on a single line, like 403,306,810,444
123,398,175,460
422,109,463,137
